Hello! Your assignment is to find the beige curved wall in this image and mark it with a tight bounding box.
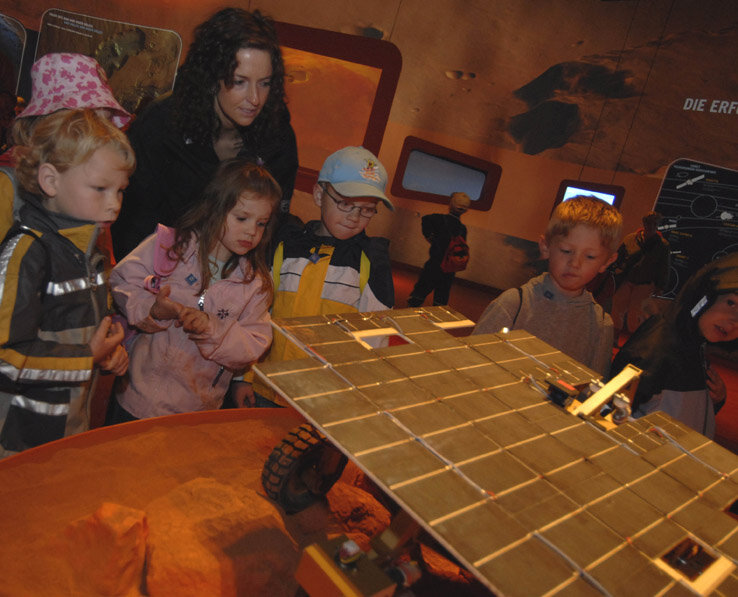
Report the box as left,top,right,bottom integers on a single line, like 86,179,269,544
4,0,737,290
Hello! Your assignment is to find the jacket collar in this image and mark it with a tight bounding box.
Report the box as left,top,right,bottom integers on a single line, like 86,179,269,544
180,231,251,281
19,191,99,254
303,220,367,247
541,272,595,304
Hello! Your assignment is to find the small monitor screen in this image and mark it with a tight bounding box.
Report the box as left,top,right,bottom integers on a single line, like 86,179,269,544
553,179,625,212
562,185,616,205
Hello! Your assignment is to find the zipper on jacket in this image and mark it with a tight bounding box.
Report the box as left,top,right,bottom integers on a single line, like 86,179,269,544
198,289,225,387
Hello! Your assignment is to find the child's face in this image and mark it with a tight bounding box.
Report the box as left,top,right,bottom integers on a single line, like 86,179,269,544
213,192,273,261
698,292,738,343
215,48,272,128
40,146,129,226
313,184,379,240
539,224,617,297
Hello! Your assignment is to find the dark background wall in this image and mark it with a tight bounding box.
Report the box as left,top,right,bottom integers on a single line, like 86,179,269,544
3,0,738,290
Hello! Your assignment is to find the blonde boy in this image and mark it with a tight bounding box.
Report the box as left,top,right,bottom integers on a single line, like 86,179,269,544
0,110,133,455
271,146,394,316
474,195,622,375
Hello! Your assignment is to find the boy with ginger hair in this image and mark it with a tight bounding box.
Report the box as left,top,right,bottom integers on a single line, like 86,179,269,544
474,195,622,375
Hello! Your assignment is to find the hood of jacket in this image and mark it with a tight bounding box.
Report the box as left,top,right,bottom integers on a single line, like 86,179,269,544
18,190,100,255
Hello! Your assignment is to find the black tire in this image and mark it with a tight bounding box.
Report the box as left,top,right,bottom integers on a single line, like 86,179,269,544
261,423,348,513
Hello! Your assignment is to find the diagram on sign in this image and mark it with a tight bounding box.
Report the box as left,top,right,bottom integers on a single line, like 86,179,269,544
654,159,738,298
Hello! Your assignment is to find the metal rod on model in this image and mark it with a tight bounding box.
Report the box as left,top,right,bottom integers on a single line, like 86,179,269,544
571,363,642,417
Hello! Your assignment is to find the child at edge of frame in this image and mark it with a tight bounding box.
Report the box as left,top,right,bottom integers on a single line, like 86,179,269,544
610,252,738,439
237,146,395,407
407,191,471,308
472,195,622,376
105,159,280,424
0,109,133,457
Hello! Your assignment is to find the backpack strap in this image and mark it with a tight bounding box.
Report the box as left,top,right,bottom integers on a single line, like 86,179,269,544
511,287,523,327
359,250,370,294
18,225,42,242
272,240,284,290
14,225,51,293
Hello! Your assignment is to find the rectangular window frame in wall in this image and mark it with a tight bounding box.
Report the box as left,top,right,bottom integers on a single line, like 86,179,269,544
391,136,502,211
275,21,402,194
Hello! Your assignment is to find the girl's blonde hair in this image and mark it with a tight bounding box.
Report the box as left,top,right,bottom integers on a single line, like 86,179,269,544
15,109,135,195
546,195,622,252
170,159,281,301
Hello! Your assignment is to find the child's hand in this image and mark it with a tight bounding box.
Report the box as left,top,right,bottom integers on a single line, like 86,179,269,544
135,317,167,334
706,365,727,406
178,307,210,335
231,381,256,407
89,316,125,365
100,344,129,376
149,285,183,321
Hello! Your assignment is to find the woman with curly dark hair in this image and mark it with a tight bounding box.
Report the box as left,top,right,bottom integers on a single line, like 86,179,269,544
112,7,298,260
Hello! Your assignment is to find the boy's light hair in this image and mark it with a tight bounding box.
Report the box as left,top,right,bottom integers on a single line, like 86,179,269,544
15,109,135,195
545,195,622,252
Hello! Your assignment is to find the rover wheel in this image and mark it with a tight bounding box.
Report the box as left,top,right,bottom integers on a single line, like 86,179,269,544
261,423,348,513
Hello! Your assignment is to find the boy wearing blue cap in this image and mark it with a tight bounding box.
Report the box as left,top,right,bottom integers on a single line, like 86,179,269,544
238,146,395,405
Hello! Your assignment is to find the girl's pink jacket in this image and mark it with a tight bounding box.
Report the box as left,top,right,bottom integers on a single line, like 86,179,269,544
110,228,272,418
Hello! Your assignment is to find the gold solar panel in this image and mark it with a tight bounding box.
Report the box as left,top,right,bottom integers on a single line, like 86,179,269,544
255,307,738,596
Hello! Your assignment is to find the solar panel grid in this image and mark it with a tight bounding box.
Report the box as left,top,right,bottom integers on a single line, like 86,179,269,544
717,531,738,569
307,340,374,364
586,488,663,539
632,519,689,560
409,369,481,398
587,543,674,595
358,378,434,410
522,403,581,434
392,469,488,524
702,478,738,511
292,388,378,424
495,478,579,533
712,574,738,596
325,413,408,455
546,462,623,507
439,390,512,420
540,510,625,569
422,422,501,462
255,308,738,595
475,536,578,595
588,445,657,484
430,345,492,368
672,500,736,546
381,351,450,377
692,443,738,473
433,500,529,564
333,358,406,387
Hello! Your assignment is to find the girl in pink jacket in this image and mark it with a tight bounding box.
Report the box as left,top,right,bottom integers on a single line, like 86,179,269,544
107,160,279,421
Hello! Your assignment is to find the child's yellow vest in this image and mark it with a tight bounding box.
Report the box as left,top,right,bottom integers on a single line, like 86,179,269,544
251,241,370,402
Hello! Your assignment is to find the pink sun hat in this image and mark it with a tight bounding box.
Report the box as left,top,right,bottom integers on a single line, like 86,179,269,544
17,53,131,128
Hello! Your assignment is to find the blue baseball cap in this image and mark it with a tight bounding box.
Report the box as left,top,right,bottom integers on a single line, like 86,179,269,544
318,146,393,211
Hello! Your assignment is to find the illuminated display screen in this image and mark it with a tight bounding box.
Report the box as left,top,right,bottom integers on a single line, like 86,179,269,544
553,179,624,211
